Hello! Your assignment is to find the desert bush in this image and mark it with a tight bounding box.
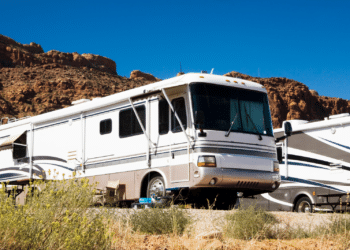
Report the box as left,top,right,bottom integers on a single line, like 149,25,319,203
323,214,350,235
0,178,112,250
224,205,277,240
130,206,191,235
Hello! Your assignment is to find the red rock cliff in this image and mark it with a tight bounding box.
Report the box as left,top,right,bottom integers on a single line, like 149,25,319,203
0,35,349,128
0,34,116,74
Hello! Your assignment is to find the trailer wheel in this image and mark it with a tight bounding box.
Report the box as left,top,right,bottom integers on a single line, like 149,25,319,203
295,197,313,213
147,176,165,198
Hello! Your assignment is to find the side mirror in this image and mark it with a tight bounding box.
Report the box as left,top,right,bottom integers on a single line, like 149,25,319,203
283,121,292,137
194,111,205,126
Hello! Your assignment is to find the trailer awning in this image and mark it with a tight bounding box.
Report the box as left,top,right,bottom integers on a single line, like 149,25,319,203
130,89,162,102
0,132,26,151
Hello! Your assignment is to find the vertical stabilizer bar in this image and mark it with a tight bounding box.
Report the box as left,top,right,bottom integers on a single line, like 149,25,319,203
29,123,34,179
128,98,155,149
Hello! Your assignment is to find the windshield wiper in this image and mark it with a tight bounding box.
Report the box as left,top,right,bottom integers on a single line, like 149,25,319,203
243,105,262,141
225,113,239,137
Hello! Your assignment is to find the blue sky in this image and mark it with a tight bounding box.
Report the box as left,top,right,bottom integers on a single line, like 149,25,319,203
1,0,350,100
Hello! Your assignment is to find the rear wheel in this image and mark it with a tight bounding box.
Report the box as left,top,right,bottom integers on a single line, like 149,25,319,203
147,176,166,198
295,197,313,213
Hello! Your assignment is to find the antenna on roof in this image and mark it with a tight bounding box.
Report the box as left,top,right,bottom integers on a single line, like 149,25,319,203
177,62,185,76
210,68,214,74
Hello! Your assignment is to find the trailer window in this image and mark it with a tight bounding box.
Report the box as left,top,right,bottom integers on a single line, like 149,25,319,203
13,133,27,159
171,97,187,133
159,99,169,135
100,119,112,135
119,106,146,138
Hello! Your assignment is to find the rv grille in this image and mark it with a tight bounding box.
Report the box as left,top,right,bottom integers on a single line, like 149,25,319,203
237,181,259,188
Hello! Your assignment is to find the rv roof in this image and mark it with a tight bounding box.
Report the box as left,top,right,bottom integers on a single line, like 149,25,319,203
274,113,350,134
0,73,266,130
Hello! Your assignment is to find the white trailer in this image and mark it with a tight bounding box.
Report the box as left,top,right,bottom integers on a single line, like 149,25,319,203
241,113,350,212
0,73,280,208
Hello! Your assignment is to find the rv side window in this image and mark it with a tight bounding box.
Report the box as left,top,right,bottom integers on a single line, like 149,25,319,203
171,97,187,133
100,119,112,135
119,106,146,138
13,133,27,159
159,99,169,135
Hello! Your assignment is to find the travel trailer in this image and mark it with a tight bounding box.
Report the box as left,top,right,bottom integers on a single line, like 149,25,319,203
241,113,350,212
0,73,280,208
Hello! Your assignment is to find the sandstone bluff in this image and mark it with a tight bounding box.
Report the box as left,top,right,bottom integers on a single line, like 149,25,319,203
1,34,349,128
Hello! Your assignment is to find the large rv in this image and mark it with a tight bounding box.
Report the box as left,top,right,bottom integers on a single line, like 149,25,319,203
0,73,280,208
242,113,350,212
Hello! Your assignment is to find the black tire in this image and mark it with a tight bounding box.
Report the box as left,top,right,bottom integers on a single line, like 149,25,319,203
295,197,313,213
147,176,166,198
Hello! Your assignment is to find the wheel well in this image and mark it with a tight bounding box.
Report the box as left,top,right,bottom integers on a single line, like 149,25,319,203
293,194,309,211
140,171,162,198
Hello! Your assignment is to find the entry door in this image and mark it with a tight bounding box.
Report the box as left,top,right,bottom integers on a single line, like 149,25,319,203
156,96,190,183
169,96,190,183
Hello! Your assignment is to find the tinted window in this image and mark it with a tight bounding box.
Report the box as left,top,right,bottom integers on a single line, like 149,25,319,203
190,83,273,136
119,106,146,137
13,133,27,159
171,97,187,133
159,99,169,135
100,119,112,135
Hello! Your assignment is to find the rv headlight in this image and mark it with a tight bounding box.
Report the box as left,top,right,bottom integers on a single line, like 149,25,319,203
197,156,216,167
273,161,279,172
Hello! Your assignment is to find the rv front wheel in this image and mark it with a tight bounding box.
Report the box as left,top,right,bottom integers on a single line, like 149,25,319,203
147,176,165,198
295,197,313,213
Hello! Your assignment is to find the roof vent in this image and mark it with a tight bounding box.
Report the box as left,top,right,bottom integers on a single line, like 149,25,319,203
72,99,91,105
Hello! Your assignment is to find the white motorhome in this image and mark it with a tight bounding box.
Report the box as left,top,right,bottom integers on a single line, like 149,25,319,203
242,113,350,212
0,73,280,208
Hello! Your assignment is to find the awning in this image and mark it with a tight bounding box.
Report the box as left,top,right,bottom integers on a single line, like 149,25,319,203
130,89,162,102
0,132,26,151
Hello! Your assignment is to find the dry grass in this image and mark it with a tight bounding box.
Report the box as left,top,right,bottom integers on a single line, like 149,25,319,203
1,180,350,249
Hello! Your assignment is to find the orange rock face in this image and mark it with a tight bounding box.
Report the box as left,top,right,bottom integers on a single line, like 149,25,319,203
0,34,116,74
130,70,160,82
1,35,349,128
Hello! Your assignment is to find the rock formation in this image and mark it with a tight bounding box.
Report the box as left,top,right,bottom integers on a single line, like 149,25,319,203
0,35,349,129
0,34,116,74
130,70,160,82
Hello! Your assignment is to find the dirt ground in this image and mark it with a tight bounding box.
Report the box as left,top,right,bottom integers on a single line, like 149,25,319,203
112,209,347,249
121,235,341,250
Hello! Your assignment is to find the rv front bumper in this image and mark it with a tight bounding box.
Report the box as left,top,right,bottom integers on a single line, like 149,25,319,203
193,167,281,192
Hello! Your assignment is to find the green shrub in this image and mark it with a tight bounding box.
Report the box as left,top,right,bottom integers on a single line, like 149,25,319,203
130,206,191,235
224,205,277,240
0,178,112,250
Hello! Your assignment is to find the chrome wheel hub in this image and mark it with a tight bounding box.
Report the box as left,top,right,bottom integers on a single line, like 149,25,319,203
298,201,311,213
149,179,164,197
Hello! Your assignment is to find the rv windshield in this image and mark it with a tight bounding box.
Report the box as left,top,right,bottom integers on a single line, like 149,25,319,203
190,82,273,136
